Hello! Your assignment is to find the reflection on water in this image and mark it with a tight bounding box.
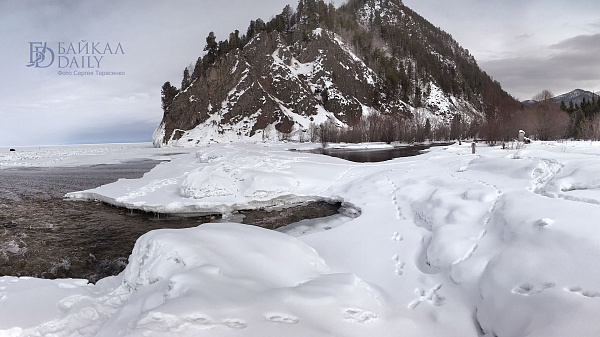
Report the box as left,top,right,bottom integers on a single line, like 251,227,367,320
238,201,342,230
0,161,339,282
0,198,217,282
311,143,452,162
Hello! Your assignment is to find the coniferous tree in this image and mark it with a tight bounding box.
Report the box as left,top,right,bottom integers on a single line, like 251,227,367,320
181,68,190,89
450,114,463,140
161,81,179,114
255,18,266,32
191,56,203,81
229,30,241,49
569,100,574,112
281,4,294,31
217,40,230,57
297,0,305,21
424,118,431,139
560,100,567,112
414,86,422,107
246,20,257,42
203,32,218,67
326,3,336,29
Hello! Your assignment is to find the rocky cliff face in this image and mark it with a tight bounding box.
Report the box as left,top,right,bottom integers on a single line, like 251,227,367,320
154,0,501,147
155,28,395,147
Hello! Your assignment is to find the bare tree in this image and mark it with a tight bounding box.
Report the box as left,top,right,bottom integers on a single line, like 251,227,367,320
413,108,429,142
529,90,570,140
579,113,600,140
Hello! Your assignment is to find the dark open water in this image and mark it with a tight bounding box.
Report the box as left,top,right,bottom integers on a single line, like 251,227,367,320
0,144,441,282
0,161,339,282
311,143,452,162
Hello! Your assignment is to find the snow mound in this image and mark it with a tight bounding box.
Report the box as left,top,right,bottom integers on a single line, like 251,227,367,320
104,223,387,336
121,223,330,290
1,224,387,336
180,158,299,200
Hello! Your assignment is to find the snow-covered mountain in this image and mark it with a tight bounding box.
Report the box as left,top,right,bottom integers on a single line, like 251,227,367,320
154,0,512,147
553,89,598,106
521,89,598,108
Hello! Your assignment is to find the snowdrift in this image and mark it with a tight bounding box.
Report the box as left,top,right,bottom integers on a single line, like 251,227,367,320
3,141,600,336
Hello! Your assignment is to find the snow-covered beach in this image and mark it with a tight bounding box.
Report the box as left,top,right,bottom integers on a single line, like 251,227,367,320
2,141,600,336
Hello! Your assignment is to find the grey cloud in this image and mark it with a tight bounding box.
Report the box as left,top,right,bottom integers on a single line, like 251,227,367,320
481,35,600,100
64,121,159,145
401,0,600,101
514,33,533,42
0,0,294,146
549,33,600,52
2,0,599,145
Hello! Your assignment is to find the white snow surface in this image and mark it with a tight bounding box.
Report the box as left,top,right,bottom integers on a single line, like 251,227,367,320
357,0,402,26
4,141,600,336
0,143,187,169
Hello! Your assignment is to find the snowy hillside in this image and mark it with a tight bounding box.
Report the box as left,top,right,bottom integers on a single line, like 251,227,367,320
553,88,598,105
156,28,384,147
155,0,500,147
3,141,600,336
523,89,599,107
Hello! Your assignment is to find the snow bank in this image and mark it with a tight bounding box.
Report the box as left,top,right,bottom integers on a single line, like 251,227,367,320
0,224,389,337
4,141,600,336
324,142,394,150
67,143,348,214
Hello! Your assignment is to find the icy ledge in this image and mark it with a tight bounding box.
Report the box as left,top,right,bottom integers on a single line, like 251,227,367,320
65,143,361,216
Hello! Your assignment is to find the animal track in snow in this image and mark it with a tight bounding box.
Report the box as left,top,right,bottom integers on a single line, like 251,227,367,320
529,158,563,197
408,284,445,309
513,283,600,298
223,318,247,329
343,308,378,323
535,218,554,228
452,244,478,265
567,286,600,298
391,232,403,242
135,311,217,331
384,174,406,220
512,282,555,296
183,313,212,324
265,313,299,324
392,254,405,275
527,158,600,206
395,262,405,275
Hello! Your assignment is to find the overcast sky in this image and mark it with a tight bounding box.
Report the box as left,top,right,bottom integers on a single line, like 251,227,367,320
1,0,598,146
403,0,600,101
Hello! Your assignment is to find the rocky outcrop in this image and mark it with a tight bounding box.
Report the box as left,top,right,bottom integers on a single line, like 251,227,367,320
157,28,394,146
154,0,503,147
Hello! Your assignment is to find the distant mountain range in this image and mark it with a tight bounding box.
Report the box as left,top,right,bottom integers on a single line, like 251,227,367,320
553,89,599,105
522,89,599,107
